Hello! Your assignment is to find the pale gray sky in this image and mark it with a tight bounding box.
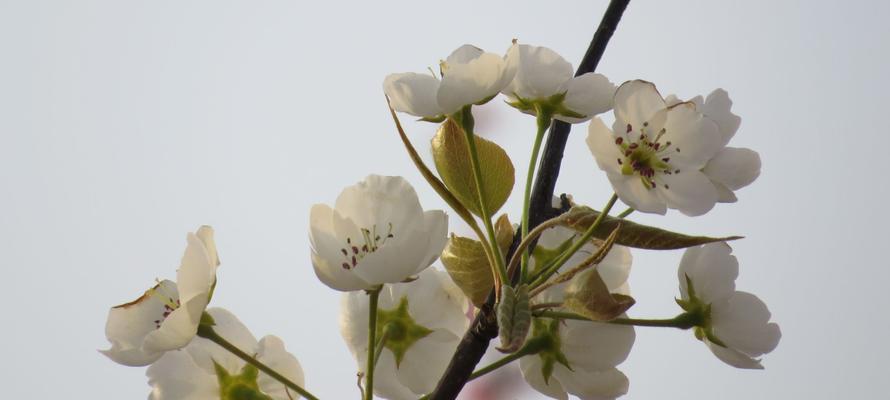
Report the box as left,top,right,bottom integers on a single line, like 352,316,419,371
2,0,888,399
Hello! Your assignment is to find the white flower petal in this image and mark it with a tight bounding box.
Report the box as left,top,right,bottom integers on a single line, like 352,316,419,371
143,295,208,354
562,320,635,371
445,44,484,64
702,147,761,192
438,51,512,114
656,169,718,217
705,339,764,370
310,205,371,291
677,242,738,302
395,329,460,395
586,118,624,175
383,72,444,118
400,269,468,333
371,350,419,400
661,103,723,169
334,175,424,232
147,348,219,400
552,365,629,400
607,173,667,215
700,89,741,145
504,44,573,100
519,356,569,400
613,80,666,127
559,73,615,123
711,291,781,358
256,335,307,400
415,210,449,276
101,280,179,366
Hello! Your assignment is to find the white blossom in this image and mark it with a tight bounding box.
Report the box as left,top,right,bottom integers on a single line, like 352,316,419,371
340,268,469,400
309,175,448,291
520,226,635,400
678,242,781,369
384,44,517,118
102,226,219,366
502,44,615,123
586,80,760,216
147,308,305,400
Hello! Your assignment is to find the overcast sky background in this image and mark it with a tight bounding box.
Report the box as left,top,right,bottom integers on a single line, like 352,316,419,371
2,0,888,399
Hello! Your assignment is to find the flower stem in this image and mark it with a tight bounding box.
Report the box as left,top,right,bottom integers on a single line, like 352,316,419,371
364,286,382,400
196,324,321,400
456,106,508,289
520,108,552,283
373,323,394,369
535,310,699,329
506,214,565,279
530,193,618,289
616,207,634,219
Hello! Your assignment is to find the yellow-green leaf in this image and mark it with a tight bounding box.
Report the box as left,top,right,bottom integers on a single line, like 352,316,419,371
562,268,635,321
561,206,742,250
431,119,515,217
441,234,494,307
441,215,513,307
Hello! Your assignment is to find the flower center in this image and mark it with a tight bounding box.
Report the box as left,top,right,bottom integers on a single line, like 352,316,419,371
149,283,180,329
339,223,395,270
614,122,681,189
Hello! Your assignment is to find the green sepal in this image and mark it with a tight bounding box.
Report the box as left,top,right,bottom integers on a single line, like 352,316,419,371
215,361,274,400
530,318,572,385
376,296,433,367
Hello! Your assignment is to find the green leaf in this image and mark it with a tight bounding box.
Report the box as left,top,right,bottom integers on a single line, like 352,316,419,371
496,284,532,353
441,214,513,307
562,268,635,321
431,119,515,217
561,206,742,250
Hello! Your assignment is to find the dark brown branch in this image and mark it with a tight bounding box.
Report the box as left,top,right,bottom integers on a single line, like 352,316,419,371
427,1,632,399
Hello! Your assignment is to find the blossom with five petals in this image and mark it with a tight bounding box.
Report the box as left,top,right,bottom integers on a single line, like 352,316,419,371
677,242,781,369
101,226,220,366
147,307,305,400
520,226,636,400
502,43,615,123
339,268,469,400
310,175,448,291
384,44,517,119
586,80,760,216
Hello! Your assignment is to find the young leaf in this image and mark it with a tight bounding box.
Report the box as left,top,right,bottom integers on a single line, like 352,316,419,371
431,119,515,217
441,234,495,307
441,215,512,307
497,284,531,353
562,268,635,321
561,206,742,250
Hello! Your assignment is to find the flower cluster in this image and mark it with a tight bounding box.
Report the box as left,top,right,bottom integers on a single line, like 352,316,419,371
102,35,781,400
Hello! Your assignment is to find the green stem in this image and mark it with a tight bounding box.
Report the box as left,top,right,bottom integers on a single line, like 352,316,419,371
365,286,382,400
616,207,634,219
535,310,699,329
456,106,508,286
520,108,552,283
373,324,393,369
531,193,618,288
197,324,321,400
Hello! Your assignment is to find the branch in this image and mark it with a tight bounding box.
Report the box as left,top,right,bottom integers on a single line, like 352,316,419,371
426,1,632,399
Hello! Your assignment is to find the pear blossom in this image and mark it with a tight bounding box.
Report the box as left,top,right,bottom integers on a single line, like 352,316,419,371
102,226,220,366
340,268,469,400
384,44,517,119
677,242,781,369
310,174,448,291
147,307,305,400
666,89,762,203
502,44,615,123
586,80,760,216
520,226,635,400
